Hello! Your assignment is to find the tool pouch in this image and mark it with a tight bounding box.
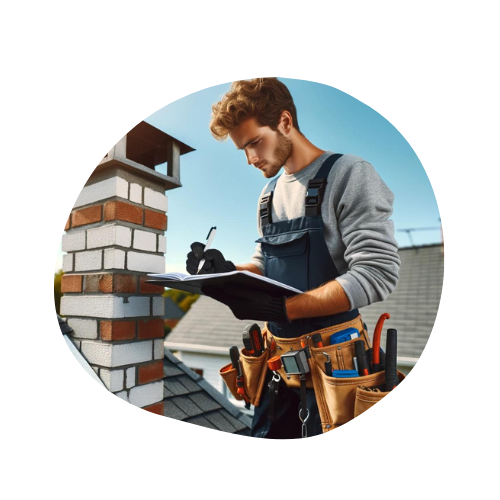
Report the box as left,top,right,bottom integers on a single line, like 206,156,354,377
309,347,407,432
219,348,270,407
353,371,406,418
266,315,369,389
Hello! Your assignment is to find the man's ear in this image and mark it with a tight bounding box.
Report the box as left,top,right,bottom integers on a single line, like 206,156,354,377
279,110,293,134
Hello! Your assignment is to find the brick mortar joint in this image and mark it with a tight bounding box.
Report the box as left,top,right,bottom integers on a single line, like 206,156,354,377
65,247,165,256
103,197,165,212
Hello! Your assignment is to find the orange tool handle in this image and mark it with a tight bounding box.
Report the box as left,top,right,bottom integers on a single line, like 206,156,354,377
373,313,390,368
267,355,282,372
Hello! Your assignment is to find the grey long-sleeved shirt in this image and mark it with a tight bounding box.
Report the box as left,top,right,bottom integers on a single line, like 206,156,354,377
250,151,400,310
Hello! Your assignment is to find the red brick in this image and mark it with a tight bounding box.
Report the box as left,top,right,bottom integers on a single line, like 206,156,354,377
65,215,71,231
100,320,136,341
104,200,143,225
111,274,137,293
142,402,164,415
139,275,164,294
144,210,167,230
138,361,164,385
138,318,164,339
84,274,137,293
164,319,180,329
61,274,83,293
84,274,102,293
72,205,102,227
103,274,136,293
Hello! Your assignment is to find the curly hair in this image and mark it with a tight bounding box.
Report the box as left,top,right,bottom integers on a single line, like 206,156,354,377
210,77,301,141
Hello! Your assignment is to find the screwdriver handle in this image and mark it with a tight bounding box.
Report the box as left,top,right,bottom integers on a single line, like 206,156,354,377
385,329,399,391
355,340,370,376
229,346,242,377
322,352,332,376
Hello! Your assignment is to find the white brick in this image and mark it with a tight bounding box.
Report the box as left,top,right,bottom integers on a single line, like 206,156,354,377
126,367,136,389
133,230,157,252
152,297,164,317
60,295,150,318
104,248,125,269
158,235,166,254
130,183,142,204
80,340,153,368
75,250,102,271
87,225,131,249
62,253,73,272
62,295,116,318
100,368,124,392
127,252,164,273
128,381,163,407
81,341,112,366
144,188,168,212
62,231,86,252
115,390,129,401
92,366,99,375
74,177,128,208
153,339,164,360
67,318,98,339
123,297,151,317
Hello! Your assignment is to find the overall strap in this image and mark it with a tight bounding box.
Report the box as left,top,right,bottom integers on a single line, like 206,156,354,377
259,176,280,227
305,153,343,217
259,152,343,226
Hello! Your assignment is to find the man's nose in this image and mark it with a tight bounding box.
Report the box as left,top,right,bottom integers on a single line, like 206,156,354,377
245,149,259,166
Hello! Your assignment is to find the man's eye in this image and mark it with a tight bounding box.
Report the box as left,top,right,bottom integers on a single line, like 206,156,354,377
252,140,261,146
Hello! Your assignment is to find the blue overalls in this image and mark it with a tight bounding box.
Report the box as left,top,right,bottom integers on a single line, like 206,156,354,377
250,153,359,438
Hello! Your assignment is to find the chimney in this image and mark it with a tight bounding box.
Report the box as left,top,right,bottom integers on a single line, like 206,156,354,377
60,121,194,414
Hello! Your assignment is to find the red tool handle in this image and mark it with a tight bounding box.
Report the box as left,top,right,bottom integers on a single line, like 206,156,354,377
372,313,390,372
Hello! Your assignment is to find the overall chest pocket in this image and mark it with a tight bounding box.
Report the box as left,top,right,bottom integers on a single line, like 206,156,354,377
256,231,309,291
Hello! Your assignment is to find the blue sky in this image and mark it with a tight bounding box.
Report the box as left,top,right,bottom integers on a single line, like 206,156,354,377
56,77,441,273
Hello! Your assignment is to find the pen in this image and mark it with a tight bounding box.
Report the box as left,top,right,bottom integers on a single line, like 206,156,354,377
197,226,217,274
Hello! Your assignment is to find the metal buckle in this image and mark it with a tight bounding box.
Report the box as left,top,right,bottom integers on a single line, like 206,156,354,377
305,186,320,206
260,193,273,225
305,179,325,216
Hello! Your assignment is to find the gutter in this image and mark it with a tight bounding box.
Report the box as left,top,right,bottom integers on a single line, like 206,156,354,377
164,341,228,356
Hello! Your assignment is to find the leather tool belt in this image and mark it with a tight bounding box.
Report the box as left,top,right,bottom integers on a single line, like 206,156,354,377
220,314,405,433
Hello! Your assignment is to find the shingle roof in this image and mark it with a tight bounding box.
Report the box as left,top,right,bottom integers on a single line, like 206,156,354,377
361,244,444,360
164,297,185,320
166,244,444,362
162,349,252,435
58,314,74,335
57,313,252,434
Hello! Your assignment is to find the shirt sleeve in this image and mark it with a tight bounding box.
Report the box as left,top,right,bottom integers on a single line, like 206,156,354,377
333,161,401,309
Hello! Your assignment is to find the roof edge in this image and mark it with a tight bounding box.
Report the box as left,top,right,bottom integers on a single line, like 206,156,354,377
165,342,228,356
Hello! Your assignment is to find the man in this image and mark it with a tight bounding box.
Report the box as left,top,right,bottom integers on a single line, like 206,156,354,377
186,77,400,438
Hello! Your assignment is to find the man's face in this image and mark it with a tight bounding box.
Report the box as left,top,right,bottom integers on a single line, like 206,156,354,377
229,117,293,178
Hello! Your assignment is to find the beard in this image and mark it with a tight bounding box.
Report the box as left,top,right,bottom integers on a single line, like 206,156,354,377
261,129,293,178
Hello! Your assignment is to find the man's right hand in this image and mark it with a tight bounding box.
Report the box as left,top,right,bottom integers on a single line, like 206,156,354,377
186,242,237,275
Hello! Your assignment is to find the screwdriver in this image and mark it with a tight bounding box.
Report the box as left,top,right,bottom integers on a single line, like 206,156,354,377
312,333,324,348
229,345,250,408
354,340,370,376
242,323,264,356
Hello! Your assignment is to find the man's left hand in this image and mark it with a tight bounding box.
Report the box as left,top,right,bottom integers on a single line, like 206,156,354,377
202,284,291,323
